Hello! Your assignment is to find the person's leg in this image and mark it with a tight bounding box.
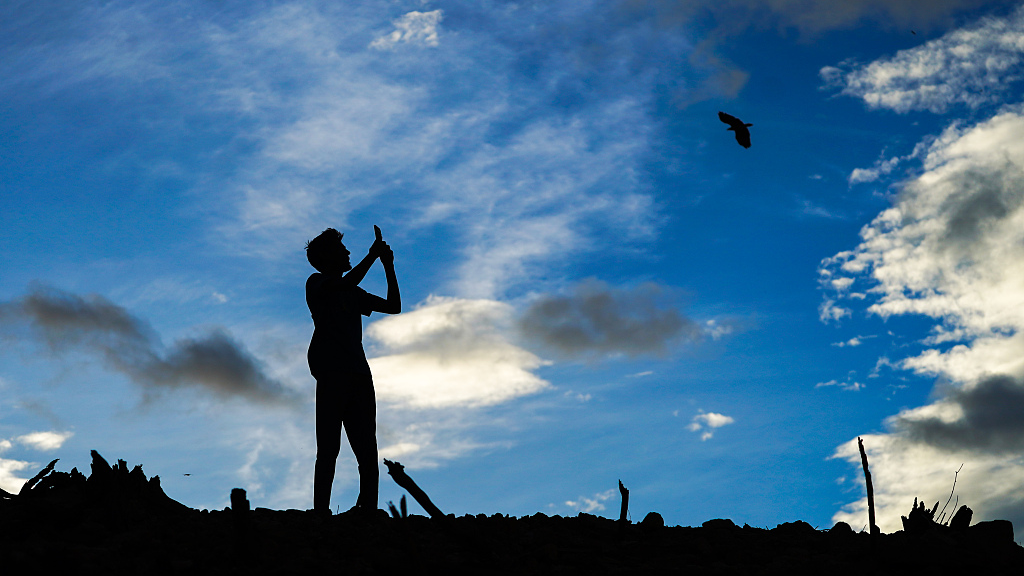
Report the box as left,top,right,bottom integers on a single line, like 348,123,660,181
313,380,343,512
342,374,379,511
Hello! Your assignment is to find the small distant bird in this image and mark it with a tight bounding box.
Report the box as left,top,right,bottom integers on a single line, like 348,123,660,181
718,111,753,148
183,473,191,477
911,30,917,35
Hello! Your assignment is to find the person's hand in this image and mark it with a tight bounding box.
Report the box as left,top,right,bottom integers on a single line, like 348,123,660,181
370,225,386,258
380,244,394,266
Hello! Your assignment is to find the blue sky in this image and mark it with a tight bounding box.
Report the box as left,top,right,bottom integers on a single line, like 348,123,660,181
4,0,1024,533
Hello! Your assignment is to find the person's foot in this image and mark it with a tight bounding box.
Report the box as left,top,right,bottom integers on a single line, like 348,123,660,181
337,504,375,520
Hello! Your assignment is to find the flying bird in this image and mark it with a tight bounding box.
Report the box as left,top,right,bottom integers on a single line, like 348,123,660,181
718,111,753,149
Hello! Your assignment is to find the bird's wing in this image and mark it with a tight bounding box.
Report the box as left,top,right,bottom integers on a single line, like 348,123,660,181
734,128,751,148
718,111,741,127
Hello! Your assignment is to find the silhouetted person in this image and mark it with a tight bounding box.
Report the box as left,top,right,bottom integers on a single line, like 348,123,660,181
718,111,753,148
305,226,400,516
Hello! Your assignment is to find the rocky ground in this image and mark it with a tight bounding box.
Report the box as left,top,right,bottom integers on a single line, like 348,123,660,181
2,452,1022,575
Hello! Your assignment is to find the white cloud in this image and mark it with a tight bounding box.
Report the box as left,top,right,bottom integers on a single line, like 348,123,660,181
16,431,73,451
565,488,616,513
0,458,30,495
367,296,551,409
370,10,444,50
822,109,1024,371
687,410,735,440
822,6,1024,113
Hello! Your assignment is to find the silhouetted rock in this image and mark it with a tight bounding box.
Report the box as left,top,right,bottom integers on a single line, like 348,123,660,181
775,520,816,536
829,521,853,535
640,511,664,532
971,520,1014,544
702,518,738,530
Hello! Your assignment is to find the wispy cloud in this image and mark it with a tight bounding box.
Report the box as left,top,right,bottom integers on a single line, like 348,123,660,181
832,335,875,348
1,2,672,301
0,285,297,405
822,5,1024,113
816,379,866,391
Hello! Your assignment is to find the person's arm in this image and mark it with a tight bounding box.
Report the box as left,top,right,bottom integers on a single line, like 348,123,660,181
380,246,400,314
340,251,377,289
365,245,400,314
339,226,387,289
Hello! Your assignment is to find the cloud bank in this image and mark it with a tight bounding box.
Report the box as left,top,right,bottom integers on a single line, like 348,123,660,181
821,65,1024,528
0,285,296,405
517,279,703,359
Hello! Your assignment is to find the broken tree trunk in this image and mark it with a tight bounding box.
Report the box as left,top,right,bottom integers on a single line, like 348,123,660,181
858,437,878,536
618,480,629,524
383,459,444,519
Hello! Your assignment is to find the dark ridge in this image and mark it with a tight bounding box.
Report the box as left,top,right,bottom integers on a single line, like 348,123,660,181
2,453,1022,575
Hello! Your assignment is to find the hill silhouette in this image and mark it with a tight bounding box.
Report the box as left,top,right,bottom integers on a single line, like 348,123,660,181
2,452,1021,575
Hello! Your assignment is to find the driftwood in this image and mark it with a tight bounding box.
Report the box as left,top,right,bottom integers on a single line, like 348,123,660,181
949,504,973,531
383,459,444,519
857,438,878,536
936,464,964,524
618,480,629,524
19,458,59,495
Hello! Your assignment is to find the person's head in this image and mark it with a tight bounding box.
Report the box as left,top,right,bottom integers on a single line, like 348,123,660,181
305,228,351,273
